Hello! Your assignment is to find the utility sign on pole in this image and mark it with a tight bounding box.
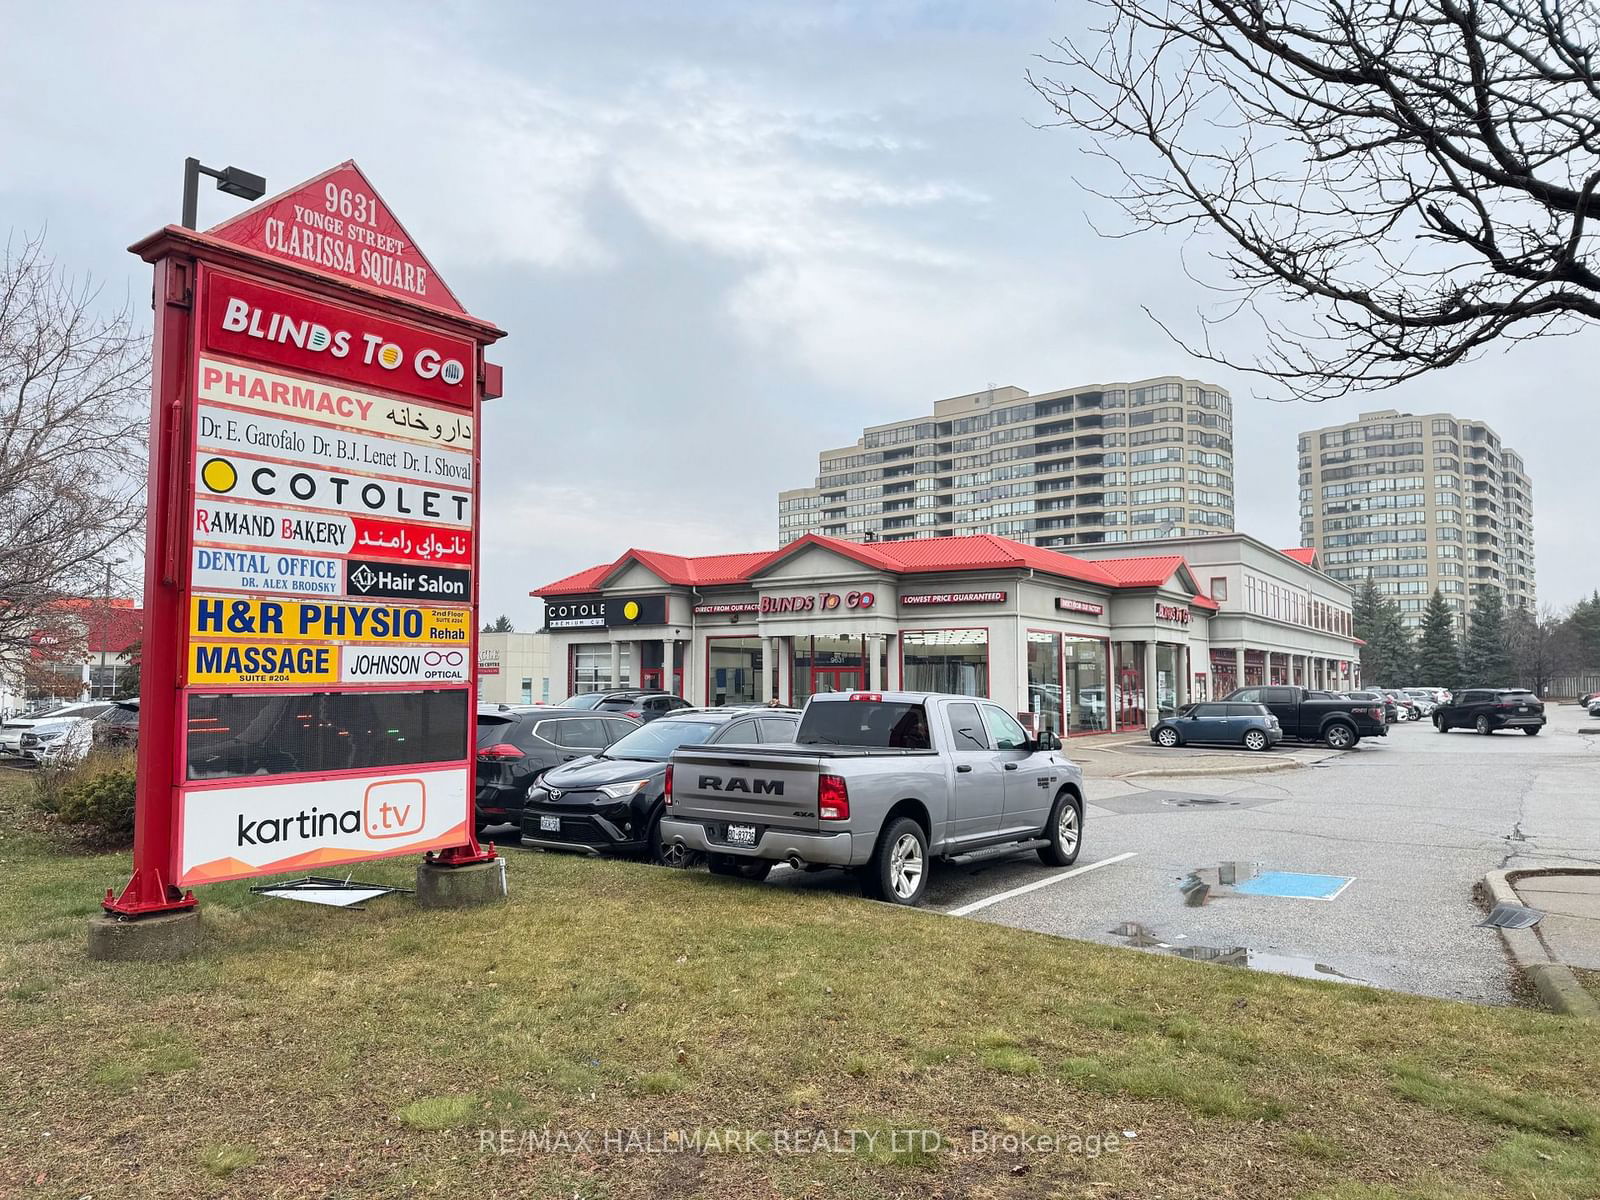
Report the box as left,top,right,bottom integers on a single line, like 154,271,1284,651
106,162,504,919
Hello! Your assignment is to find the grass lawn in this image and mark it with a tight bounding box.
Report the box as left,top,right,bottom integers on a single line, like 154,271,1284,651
6,772,1600,1198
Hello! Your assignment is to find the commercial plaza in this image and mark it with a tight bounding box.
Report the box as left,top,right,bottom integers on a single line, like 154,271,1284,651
535,532,1362,733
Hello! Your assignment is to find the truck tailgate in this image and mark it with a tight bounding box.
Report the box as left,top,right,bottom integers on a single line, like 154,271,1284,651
670,748,825,830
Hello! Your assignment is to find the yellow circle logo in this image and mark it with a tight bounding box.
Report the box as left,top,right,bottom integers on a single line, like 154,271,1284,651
200,457,237,493
378,343,403,369
623,601,640,621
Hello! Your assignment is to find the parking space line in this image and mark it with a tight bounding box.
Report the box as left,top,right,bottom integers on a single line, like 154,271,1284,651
945,852,1138,917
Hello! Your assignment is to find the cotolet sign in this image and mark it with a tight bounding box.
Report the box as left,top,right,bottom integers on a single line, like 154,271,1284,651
545,594,668,629
1155,601,1192,625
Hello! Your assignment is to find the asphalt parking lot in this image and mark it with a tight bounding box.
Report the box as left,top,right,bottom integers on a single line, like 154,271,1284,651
751,703,1600,1003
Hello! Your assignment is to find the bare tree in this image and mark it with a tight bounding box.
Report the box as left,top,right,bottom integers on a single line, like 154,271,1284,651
1031,1,1600,399
0,231,148,658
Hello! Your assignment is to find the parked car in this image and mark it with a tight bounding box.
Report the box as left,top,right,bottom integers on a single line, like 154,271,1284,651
475,708,640,829
1381,689,1423,721
91,698,140,752
559,690,694,722
1401,689,1438,717
522,707,801,865
1579,690,1600,709
660,691,1083,907
19,717,95,764
1223,685,1387,749
1341,690,1398,724
1151,702,1282,751
0,701,111,758
1433,688,1547,735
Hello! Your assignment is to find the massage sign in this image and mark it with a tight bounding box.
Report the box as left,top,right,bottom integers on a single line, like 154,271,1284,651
106,162,505,918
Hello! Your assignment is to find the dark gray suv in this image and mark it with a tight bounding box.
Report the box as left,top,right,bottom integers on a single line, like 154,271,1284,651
475,708,639,829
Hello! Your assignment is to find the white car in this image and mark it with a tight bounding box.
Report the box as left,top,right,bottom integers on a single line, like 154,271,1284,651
19,717,95,764
1,702,111,757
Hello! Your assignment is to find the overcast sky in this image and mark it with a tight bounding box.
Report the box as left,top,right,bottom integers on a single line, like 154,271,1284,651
4,1,1592,622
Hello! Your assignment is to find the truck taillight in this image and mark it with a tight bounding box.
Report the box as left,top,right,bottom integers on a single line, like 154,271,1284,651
818,774,850,820
477,743,524,760
663,764,673,806
1371,707,1386,721
848,693,883,703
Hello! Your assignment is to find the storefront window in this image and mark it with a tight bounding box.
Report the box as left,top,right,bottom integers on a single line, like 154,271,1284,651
1114,643,1144,728
794,636,866,705
1155,644,1180,718
572,643,632,693
1066,638,1108,733
707,637,764,706
902,629,988,697
1243,649,1265,687
1026,631,1063,736
1210,649,1238,696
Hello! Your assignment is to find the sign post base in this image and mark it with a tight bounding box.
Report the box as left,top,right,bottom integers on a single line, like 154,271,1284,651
416,856,507,909
87,908,203,962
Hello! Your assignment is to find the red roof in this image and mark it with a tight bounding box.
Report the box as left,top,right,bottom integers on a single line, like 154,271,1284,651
1088,555,1190,588
534,532,1222,605
1281,547,1319,566
1190,593,1220,612
753,534,1122,587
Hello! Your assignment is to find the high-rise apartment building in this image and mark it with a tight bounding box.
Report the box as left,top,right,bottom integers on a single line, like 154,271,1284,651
1298,410,1535,629
778,377,1235,549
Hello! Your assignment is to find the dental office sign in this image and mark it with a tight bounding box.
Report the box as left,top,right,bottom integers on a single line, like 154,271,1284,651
107,161,505,916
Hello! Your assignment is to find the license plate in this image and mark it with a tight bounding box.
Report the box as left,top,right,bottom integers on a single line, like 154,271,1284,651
539,815,560,833
726,823,757,846
1518,706,1528,712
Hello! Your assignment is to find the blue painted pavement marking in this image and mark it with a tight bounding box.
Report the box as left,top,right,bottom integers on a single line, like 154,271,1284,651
1233,870,1354,901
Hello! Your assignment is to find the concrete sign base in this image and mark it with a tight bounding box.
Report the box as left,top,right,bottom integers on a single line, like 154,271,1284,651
86,910,203,962
416,858,508,909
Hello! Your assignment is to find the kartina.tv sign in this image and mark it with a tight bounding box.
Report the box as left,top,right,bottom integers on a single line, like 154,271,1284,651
106,161,505,917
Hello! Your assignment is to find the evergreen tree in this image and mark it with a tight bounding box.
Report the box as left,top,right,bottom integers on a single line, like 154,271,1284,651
1413,589,1461,689
1462,586,1512,686
1571,591,1600,669
1351,576,1414,687
481,614,515,633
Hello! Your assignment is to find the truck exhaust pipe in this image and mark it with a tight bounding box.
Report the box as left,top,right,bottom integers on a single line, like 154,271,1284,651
787,853,807,870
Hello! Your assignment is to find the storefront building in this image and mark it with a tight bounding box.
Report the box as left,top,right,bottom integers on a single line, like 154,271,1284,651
534,533,1360,732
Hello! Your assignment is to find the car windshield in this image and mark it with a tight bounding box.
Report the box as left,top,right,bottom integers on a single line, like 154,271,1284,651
602,720,721,761
559,693,607,709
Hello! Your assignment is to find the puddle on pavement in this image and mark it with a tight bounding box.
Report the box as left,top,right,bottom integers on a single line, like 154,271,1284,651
1109,922,1365,983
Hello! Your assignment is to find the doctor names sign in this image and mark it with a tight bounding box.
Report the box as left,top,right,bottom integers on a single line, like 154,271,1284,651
106,162,505,921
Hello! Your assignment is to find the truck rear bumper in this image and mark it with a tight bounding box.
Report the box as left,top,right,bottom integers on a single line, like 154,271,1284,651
660,817,855,867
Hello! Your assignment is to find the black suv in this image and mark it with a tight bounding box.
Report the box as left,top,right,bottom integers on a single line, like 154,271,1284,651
559,690,693,722
522,707,800,865
1433,688,1547,736
475,708,639,829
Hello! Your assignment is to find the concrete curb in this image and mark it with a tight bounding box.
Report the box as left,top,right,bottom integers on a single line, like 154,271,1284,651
1484,868,1600,1020
1110,758,1305,780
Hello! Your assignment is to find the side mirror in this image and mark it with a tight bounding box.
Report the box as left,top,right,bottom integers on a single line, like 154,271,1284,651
1035,731,1062,752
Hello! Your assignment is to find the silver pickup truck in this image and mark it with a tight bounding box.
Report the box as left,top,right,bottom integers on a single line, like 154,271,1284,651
659,691,1086,906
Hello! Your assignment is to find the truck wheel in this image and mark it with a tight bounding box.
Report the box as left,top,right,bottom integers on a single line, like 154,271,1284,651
862,817,928,906
1475,715,1493,736
1435,715,1448,732
1038,792,1083,867
1242,729,1269,752
707,854,773,882
1324,723,1356,750
1523,727,1541,736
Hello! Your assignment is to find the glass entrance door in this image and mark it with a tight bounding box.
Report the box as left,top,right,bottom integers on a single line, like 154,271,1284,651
810,666,864,694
